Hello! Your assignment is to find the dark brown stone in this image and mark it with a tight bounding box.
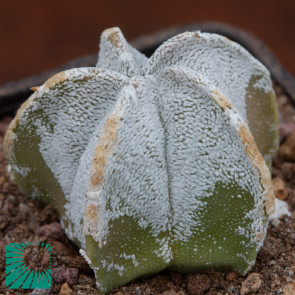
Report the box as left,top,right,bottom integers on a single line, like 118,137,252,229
186,274,212,295
35,222,64,240
52,266,79,285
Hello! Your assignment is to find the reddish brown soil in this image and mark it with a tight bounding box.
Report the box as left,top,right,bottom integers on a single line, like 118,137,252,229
0,84,295,294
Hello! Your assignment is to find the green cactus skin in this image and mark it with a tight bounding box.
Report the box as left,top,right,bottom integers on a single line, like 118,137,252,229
4,28,277,293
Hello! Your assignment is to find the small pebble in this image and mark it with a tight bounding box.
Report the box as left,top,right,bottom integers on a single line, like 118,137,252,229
35,222,64,240
0,176,5,188
272,177,288,200
2,181,10,193
52,266,79,285
59,255,90,272
77,274,94,285
279,123,295,143
266,260,277,266
6,194,17,205
65,268,79,285
283,282,295,295
186,274,211,295
281,162,294,180
52,266,68,284
29,287,52,295
60,282,73,295
2,200,15,216
225,272,237,282
169,272,183,285
52,241,72,256
240,273,262,295
41,251,51,269
279,130,295,161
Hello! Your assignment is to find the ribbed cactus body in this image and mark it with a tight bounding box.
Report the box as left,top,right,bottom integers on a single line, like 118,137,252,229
4,27,278,293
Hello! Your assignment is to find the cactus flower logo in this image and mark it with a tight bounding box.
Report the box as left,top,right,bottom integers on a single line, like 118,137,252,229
6,243,52,289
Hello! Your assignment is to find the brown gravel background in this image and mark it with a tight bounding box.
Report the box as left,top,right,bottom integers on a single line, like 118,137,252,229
1,84,295,294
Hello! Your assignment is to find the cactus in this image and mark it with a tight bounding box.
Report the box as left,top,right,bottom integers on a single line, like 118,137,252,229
4,27,278,293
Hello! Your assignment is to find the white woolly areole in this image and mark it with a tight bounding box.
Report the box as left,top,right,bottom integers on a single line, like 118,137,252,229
79,249,92,265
